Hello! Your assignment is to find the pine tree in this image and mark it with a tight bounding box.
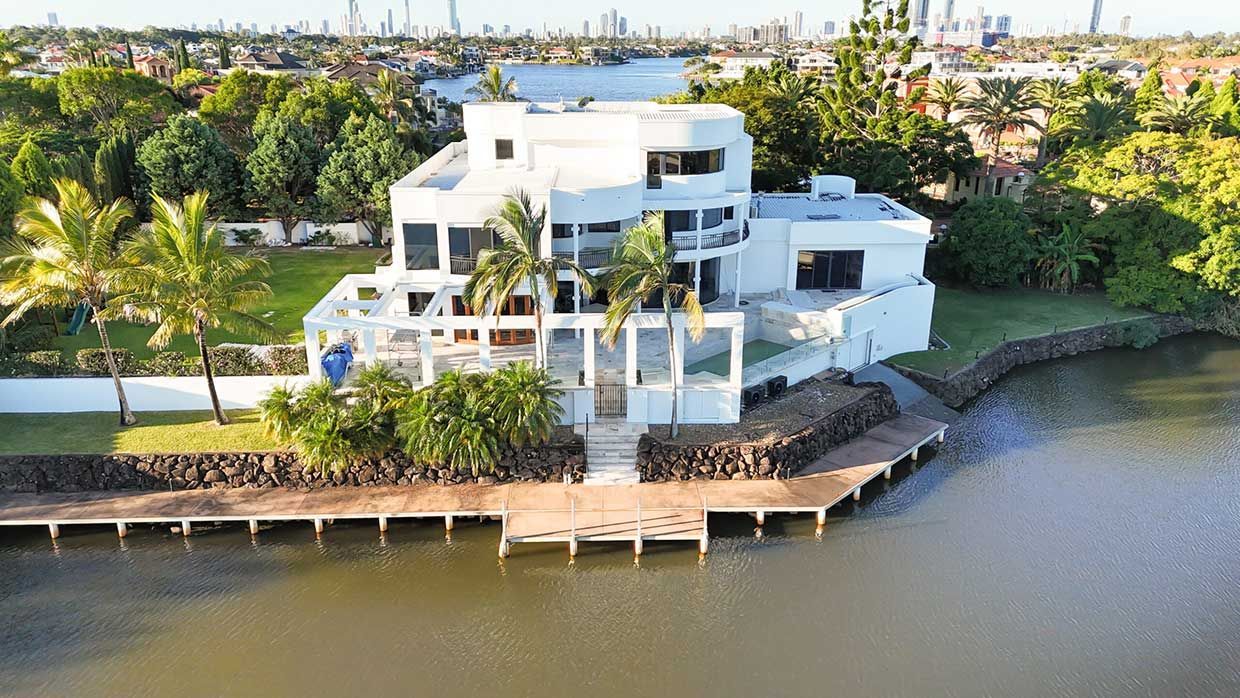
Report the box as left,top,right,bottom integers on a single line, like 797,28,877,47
124,39,135,69
1133,70,1164,120
218,40,231,69
93,132,142,206
10,139,55,199
1210,74,1238,134
175,39,190,72
51,148,98,198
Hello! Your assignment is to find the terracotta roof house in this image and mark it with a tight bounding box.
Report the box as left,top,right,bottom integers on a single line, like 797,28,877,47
231,51,314,77
937,156,1033,204
322,62,416,88
133,54,173,84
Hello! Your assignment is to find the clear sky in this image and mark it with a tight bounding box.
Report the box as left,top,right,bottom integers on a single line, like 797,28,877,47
8,0,1237,38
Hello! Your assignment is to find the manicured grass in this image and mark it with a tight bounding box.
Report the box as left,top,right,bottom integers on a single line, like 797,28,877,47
51,248,384,359
685,339,792,376
887,287,1151,376
0,410,277,455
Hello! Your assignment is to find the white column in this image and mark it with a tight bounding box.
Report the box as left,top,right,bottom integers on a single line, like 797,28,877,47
573,223,582,339
729,325,744,389
304,323,323,379
583,326,595,388
625,326,638,387
673,324,685,386
477,322,492,370
695,209,704,250
419,330,435,386
362,329,377,365
693,260,701,296
734,249,743,308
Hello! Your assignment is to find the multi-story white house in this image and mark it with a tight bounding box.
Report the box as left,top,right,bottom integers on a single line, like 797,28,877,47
304,101,935,430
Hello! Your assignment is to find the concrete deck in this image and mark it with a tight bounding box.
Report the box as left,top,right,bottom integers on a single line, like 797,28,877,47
0,414,946,557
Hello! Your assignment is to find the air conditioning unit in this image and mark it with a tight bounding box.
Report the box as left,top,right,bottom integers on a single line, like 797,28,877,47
766,375,788,399
742,384,766,409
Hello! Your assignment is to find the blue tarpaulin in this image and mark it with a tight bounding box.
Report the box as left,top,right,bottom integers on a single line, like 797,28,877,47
321,343,353,386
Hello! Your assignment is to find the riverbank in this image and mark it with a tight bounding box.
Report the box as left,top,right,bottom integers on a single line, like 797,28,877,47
889,315,1195,407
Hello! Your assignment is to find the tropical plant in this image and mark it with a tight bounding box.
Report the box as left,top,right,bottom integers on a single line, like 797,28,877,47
466,64,518,102
464,188,594,368
1037,223,1103,293
0,179,138,425
486,360,563,447
767,71,817,108
1032,77,1078,162
396,369,498,477
927,77,969,122
260,376,401,473
111,192,276,424
1060,94,1133,144
599,213,704,438
1141,92,1216,134
959,77,1043,192
0,31,24,77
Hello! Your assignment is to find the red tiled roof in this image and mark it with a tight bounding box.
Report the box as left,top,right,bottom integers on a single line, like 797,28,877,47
972,155,1030,178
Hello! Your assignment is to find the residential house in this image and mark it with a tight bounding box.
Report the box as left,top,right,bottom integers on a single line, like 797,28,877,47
709,50,779,80
936,156,1032,204
229,51,315,77
133,55,174,84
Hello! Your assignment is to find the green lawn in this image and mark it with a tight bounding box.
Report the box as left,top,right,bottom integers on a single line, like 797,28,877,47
685,339,792,376
51,248,384,359
0,410,278,455
887,287,1150,376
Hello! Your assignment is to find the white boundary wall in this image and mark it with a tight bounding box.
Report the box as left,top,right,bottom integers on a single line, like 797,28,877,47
0,376,313,413
217,222,387,246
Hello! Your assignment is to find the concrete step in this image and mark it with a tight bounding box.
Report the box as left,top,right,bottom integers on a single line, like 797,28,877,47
582,470,641,486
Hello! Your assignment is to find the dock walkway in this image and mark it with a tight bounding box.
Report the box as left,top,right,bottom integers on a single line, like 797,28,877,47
0,414,946,557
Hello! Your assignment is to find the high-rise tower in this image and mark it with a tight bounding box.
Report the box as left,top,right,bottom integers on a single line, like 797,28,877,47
447,0,460,35
1089,0,1103,33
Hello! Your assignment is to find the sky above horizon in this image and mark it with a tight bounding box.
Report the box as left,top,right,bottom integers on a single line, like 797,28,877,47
7,0,1237,38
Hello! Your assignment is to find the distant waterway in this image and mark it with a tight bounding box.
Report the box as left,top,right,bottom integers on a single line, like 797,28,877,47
2,333,1240,695
423,56,689,103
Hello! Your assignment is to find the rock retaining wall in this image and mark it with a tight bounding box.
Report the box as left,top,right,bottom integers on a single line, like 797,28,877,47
0,444,585,494
637,384,900,482
888,316,1195,408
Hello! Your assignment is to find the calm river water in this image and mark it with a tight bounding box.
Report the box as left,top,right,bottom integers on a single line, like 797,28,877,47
2,333,1240,696
423,56,689,103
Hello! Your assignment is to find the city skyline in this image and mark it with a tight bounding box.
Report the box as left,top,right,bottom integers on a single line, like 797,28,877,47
4,0,1229,37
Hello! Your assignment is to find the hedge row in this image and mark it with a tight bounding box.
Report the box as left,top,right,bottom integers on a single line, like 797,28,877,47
0,345,308,378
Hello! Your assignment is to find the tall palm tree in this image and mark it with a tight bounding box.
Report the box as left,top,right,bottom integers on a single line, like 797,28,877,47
1031,77,1078,163
1141,92,1216,134
0,179,138,425
599,214,705,438
0,31,24,76
466,64,518,102
1061,94,1132,144
372,68,414,125
927,77,969,122
464,189,593,368
768,71,817,108
112,192,276,425
960,77,1043,194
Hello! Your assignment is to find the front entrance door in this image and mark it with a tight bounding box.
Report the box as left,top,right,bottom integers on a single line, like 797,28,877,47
451,295,536,345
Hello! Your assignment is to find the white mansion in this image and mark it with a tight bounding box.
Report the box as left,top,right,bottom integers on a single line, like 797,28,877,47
305,100,935,427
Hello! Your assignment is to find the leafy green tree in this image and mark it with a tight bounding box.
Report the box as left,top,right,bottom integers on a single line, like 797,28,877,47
317,113,418,245
817,0,927,139
270,76,377,148
466,64,518,102
0,165,21,238
874,111,978,200
0,31,24,77
246,113,320,242
0,179,137,424
137,114,243,217
50,147,96,197
217,40,231,69
1076,68,1125,98
56,67,179,137
113,192,275,424
123,40,135,69
464,188,594,367
10,139,55,199
1209,75,1239,135
960,77,1042,192
826,137,911,196
944,197,1036,287
0,77,63,130
174,39,190,72
199,70,291,152
93,131,144,210
600,214,705,438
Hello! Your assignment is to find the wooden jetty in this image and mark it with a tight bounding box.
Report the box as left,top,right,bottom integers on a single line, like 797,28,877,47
0,414,946,558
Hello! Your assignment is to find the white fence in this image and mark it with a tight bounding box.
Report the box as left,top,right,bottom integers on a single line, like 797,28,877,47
218,222,390,247
0,376,313,413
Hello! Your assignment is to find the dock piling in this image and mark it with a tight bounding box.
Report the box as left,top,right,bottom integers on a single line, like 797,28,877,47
48,523,60,540
755,510,765,526
852,487,862,502
116,522,127,538
444,515,454,533
378,515,388,533
911,447,920,461
816,508,827,526
937,430,946,444
249,519,259,535
181,520,192,536
313,518,324,535
883,466,892,480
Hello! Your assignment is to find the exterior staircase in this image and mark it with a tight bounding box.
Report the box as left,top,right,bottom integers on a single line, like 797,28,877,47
579,419,645,486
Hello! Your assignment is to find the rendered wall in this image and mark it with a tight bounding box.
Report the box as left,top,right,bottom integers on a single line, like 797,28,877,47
0,376,313,413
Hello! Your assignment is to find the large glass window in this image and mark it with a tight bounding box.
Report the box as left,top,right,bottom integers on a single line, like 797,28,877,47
701,207,723,228
448,227,497,258
587,220,622,233
495,138,514,160
664,210,694,233
795,251,864,290
402,223,439,270
645,148,725,188
552,223,574,239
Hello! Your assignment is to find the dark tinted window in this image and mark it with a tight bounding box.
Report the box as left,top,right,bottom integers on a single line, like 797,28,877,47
701,208,723,228
665,210,694,233
552,223,574,238
587,220,621,233
495,138,514,160
794,251,864,290
402,223,439,270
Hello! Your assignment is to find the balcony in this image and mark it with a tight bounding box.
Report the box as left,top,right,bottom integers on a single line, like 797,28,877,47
449,255,478,274
667,222,749,252
552,247,614,268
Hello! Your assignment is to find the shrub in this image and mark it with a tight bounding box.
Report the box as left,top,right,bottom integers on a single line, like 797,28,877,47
76,348,137,376
307,228,339,246
6,324,56,352
264,345,309,375
231,227,264,246
23,350,70,375
208,345,263,376
944,198,1037,287
143,351,197,377
1118,319,1161,349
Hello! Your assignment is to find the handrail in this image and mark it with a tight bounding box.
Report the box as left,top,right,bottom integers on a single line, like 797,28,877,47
668,227,743,251
552,247,613,268
449,255,478,274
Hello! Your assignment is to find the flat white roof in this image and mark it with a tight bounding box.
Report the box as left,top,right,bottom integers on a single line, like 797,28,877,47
410,145,630,193
752,193,916,222
474,100,742,122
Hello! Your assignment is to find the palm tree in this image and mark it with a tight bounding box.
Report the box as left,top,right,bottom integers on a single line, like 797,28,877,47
0,179,138,425
960,77,1043,194
112,192,276,425
262,378,396,473
464,188,593,368
599,214,705,438
1037,223,1103,293
373,69,414,124
1060,94,1132,144
927,77,969,122
487,361,563,447
466,64,518,102
768,71,817,108
0,31,24,77
397,369,499,478
1141,92,1216,134
1031,77,1078,162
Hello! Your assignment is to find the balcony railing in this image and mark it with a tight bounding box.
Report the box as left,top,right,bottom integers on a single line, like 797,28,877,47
667,225,747,252
552,247,614,268
449,255,478,274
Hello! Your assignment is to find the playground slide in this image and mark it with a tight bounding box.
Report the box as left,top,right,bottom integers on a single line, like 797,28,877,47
65,303,91,336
